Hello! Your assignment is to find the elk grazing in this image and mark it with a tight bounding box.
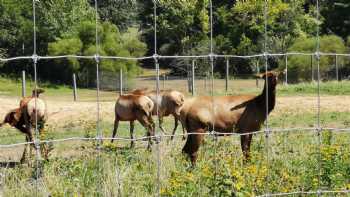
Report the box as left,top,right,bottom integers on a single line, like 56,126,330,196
181,71,280,165
111,94,155,149
131,89,185,140
0,88,48,163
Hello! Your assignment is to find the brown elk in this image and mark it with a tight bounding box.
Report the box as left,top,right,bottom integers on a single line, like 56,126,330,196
181,71,279,165
0,89,48,163
111,94,155,149
131,89,185,140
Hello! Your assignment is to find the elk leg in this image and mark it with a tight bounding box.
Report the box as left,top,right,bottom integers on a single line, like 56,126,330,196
170,115,180,140
240,134,253,162
24,115,36,161
149,115,156,137
182,128,205,166
23,109,35,161
39,126,49,161
137,114,154,151
111,117,119,143
130,121,135,148
146,114,157,141
20,135,29,163
28,130,35,161
179,117,187,141
158,116,166,135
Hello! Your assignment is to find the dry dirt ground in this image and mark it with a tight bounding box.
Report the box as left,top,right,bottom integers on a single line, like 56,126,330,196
0,96,115,124
0,95,349,126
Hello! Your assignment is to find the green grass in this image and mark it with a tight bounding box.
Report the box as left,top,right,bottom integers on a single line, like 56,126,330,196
1,130,349,196
0,77,119,101
1,111,350,196
0,77,73,97
269,111,350,128
278,81,350,96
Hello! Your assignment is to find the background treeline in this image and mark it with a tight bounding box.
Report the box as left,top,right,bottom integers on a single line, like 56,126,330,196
0,0,349,85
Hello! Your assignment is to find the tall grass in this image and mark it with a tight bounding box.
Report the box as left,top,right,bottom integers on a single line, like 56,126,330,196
1,111,350,196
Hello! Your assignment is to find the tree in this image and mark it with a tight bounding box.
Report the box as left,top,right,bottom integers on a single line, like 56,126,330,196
213,0,318,75
93,0,139,32
0,0,32,58
321,0,350,40
0,0,96,79
283,35,348,82
138,0,210,71
48,21,146,85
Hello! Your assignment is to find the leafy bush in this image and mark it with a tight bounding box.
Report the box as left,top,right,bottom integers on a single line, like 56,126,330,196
283,35,348,82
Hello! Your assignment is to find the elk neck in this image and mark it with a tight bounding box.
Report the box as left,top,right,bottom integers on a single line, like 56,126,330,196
257,79,276,115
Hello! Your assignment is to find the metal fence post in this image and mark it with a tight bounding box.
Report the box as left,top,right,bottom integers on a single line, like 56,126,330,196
191,59,195,96
22,70,26,97
125,70,128,91
311,55,314,82
285,55,288,85
256,60,260,88
187,64,191,93
203,74,206,92
335,54,339,81
73,73,78,101
119,69,123,95
225,59,229,93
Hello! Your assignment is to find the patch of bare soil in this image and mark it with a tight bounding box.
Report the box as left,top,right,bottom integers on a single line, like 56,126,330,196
0,96,115,126
0,95,349,126
275,96,350,115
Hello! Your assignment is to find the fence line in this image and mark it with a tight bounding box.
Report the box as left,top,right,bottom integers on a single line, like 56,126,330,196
1,127,349,148
2,52,350,62
0,0,350,196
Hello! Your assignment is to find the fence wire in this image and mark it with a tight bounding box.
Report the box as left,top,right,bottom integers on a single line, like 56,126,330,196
2,52,350,62
0,0,349,196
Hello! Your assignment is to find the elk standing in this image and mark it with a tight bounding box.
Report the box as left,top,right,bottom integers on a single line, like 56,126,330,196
111,94,155,149
131,89,185,140
0,89,48,162
181,71,279,165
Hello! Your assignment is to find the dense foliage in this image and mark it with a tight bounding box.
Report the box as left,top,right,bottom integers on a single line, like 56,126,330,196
282,35,348,82
0,0,349,84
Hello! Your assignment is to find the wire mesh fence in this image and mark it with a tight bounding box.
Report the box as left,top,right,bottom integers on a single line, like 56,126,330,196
0,0,350,196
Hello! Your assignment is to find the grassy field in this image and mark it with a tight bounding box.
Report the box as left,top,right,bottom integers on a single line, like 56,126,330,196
0,77,350,196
